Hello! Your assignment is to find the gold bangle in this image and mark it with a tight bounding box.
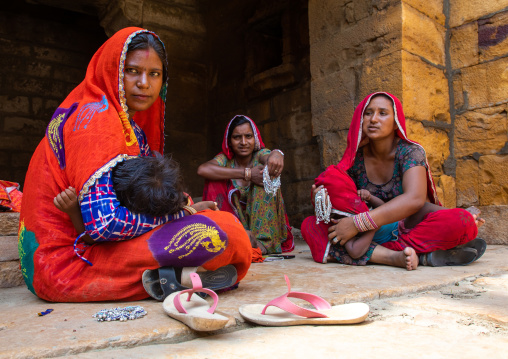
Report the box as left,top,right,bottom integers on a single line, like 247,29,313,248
244,167,251,181
183,205,197,215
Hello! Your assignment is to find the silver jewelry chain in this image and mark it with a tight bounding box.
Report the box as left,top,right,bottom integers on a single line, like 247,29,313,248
93,306,147,322
315,187,331,224
263,165,281,197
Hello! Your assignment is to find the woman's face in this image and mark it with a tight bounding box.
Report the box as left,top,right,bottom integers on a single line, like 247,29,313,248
362,95,396,140
230,123,255,158
124,47,164,118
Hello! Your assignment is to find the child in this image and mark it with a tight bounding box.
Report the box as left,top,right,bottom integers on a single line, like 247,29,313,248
54,155,187,244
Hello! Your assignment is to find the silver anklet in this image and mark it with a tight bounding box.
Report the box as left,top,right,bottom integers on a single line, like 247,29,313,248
263,165,281,197
93,306,147,322
315,187,331,224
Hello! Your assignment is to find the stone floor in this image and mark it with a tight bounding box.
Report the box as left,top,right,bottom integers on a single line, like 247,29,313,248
1,240,508,358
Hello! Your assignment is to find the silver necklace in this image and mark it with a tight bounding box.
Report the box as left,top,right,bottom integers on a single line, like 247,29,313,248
315,187,331,224
263,165,281,197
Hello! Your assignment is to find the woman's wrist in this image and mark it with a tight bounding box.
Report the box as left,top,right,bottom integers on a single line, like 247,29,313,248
244,167,251,181
182,205,197,216
271,149,284,157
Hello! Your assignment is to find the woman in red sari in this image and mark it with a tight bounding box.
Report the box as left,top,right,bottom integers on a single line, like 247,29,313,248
18,27,251,302
302,92,485,268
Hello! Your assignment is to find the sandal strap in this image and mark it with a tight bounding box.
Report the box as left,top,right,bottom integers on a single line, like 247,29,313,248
261,275,331,318
173,273,220,314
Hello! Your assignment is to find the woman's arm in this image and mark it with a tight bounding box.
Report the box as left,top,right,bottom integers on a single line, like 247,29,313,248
329,166,428,245
197,159,245,181
344,230,375,259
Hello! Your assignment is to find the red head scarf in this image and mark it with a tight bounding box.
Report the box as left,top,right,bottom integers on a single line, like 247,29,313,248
319,92,440,206
45,27,167,199
221,115,265,160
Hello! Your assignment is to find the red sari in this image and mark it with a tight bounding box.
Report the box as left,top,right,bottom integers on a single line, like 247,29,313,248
19,28,251,302
302,92,477,263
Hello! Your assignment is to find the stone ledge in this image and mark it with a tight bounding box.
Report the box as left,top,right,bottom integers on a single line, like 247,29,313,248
0,212,20,236
0,260,23,288
0,236,18,261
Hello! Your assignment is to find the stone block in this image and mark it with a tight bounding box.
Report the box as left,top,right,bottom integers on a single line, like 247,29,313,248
406,120,450,176
0,152,8,167
283,144,321,182
0,260,23,288
437,175,456,208
3,117,47,135
479,155,508,205
245,99,271,125
154,27,206,62
0,96,30,115
478,10,508,62
53,65,86,84
0,236,19,262
0,213,19,236
402,0,445,26
402,3,446,66
284,179,315,227
450,0,508,27
450,21,479,69
0,135,41,152
0,39,31,58
477,205,508,244
402,51,450,123
320,130,349,168
458,57,508,109
278,112,314,147
143,2,205,36
456,159,479,207
32,45,89,68
358,51,403,101
272,82,311,121
310,4,402,82
308,0,348,45
311,68,356,135
454,106,507,157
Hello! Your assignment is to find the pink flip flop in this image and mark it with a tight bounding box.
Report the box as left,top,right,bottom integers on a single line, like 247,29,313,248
239,275,369,326
163,273,229,331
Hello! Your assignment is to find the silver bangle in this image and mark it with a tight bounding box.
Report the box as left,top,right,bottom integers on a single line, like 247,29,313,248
272,149,284,156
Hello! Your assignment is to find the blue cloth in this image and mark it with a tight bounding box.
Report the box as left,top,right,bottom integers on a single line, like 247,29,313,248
372,222,399,244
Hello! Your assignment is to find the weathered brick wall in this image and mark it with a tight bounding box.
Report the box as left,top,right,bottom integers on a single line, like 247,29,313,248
449,1,508,243
309,0,508,243
206,0,317,226
0,2,107,188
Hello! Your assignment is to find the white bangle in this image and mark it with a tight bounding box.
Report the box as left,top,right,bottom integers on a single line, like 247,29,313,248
272,149,284,156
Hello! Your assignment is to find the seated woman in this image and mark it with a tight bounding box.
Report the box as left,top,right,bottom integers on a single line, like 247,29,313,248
18,27,251,302
197,115,294,255
302,92,485,268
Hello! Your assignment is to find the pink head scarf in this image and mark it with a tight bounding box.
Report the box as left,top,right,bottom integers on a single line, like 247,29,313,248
221,115,265,160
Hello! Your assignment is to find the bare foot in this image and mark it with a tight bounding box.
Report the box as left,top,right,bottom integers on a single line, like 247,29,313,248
465,206,486,229
256,240,268,255
395,247,418,271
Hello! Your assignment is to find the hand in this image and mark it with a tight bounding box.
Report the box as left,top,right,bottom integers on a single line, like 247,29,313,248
190,201,218,212
311,184,326,206
54,187,79,214
266,150,284,177
358,189,371,202
327,217,358,246
250,165,264,186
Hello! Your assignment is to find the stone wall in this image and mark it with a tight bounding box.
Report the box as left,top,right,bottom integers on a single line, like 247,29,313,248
309,0,508,243
0,2,107,187
206,0,316,226
449,1,508,243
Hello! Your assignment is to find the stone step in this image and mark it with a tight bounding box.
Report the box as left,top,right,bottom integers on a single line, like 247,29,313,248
0,234,23,288
0,212,20,236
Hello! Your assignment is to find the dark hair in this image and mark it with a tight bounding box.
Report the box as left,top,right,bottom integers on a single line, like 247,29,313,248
227,116,252,144
112,155,185,217
127,32,168,82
